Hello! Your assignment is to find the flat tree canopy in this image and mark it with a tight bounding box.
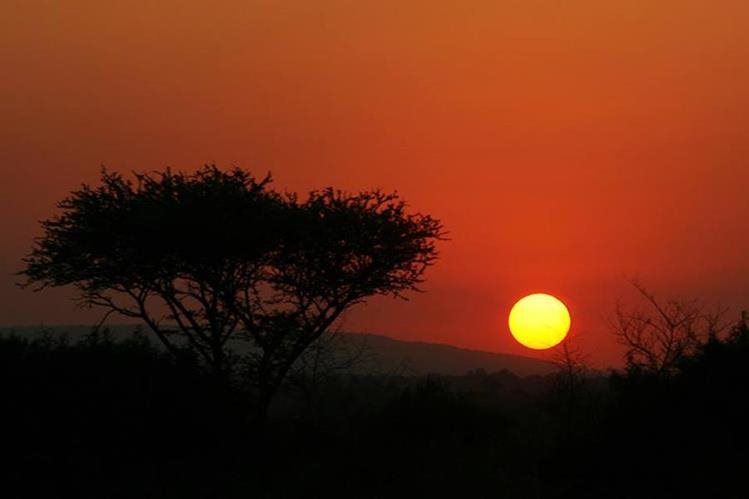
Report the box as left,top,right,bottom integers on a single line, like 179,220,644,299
21,166,444,415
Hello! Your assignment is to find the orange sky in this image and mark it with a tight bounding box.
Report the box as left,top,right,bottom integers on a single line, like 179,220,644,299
2,1,748,365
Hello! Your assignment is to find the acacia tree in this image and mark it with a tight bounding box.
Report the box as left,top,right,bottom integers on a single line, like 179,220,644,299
21,166,444,417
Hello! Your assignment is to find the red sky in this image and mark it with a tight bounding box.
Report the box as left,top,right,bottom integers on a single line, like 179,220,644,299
2,1,748,366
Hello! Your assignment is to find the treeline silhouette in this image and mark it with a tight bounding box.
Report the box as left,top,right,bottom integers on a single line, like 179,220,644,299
3,318,748,498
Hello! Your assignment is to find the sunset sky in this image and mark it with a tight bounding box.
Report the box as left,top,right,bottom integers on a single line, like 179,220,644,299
2,1,748,365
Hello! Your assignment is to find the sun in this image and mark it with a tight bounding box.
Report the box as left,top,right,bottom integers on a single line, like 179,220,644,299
508,293,571,350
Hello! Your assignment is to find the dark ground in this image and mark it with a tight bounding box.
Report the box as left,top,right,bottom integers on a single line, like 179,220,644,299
2,325,748,498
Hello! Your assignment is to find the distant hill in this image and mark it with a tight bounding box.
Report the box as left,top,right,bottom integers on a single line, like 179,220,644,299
339,333,554,376
0,325,554,377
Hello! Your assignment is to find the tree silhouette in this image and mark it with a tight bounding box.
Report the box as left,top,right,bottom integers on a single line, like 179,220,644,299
284,330,371,423
551,333,589,407
609,280,727,377
20,166,444,418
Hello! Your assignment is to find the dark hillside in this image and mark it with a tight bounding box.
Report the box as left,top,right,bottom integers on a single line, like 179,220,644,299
0,326,553,377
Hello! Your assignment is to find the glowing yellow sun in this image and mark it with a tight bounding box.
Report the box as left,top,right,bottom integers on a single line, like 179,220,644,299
508,293,571,350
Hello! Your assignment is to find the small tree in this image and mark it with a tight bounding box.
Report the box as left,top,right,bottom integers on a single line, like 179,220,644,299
551,335,589,406
609,280,727,377
20,166,444,418
550,332,592,436
284,330,371,423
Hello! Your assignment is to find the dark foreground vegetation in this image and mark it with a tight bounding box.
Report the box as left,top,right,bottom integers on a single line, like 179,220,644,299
3,318,748,499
